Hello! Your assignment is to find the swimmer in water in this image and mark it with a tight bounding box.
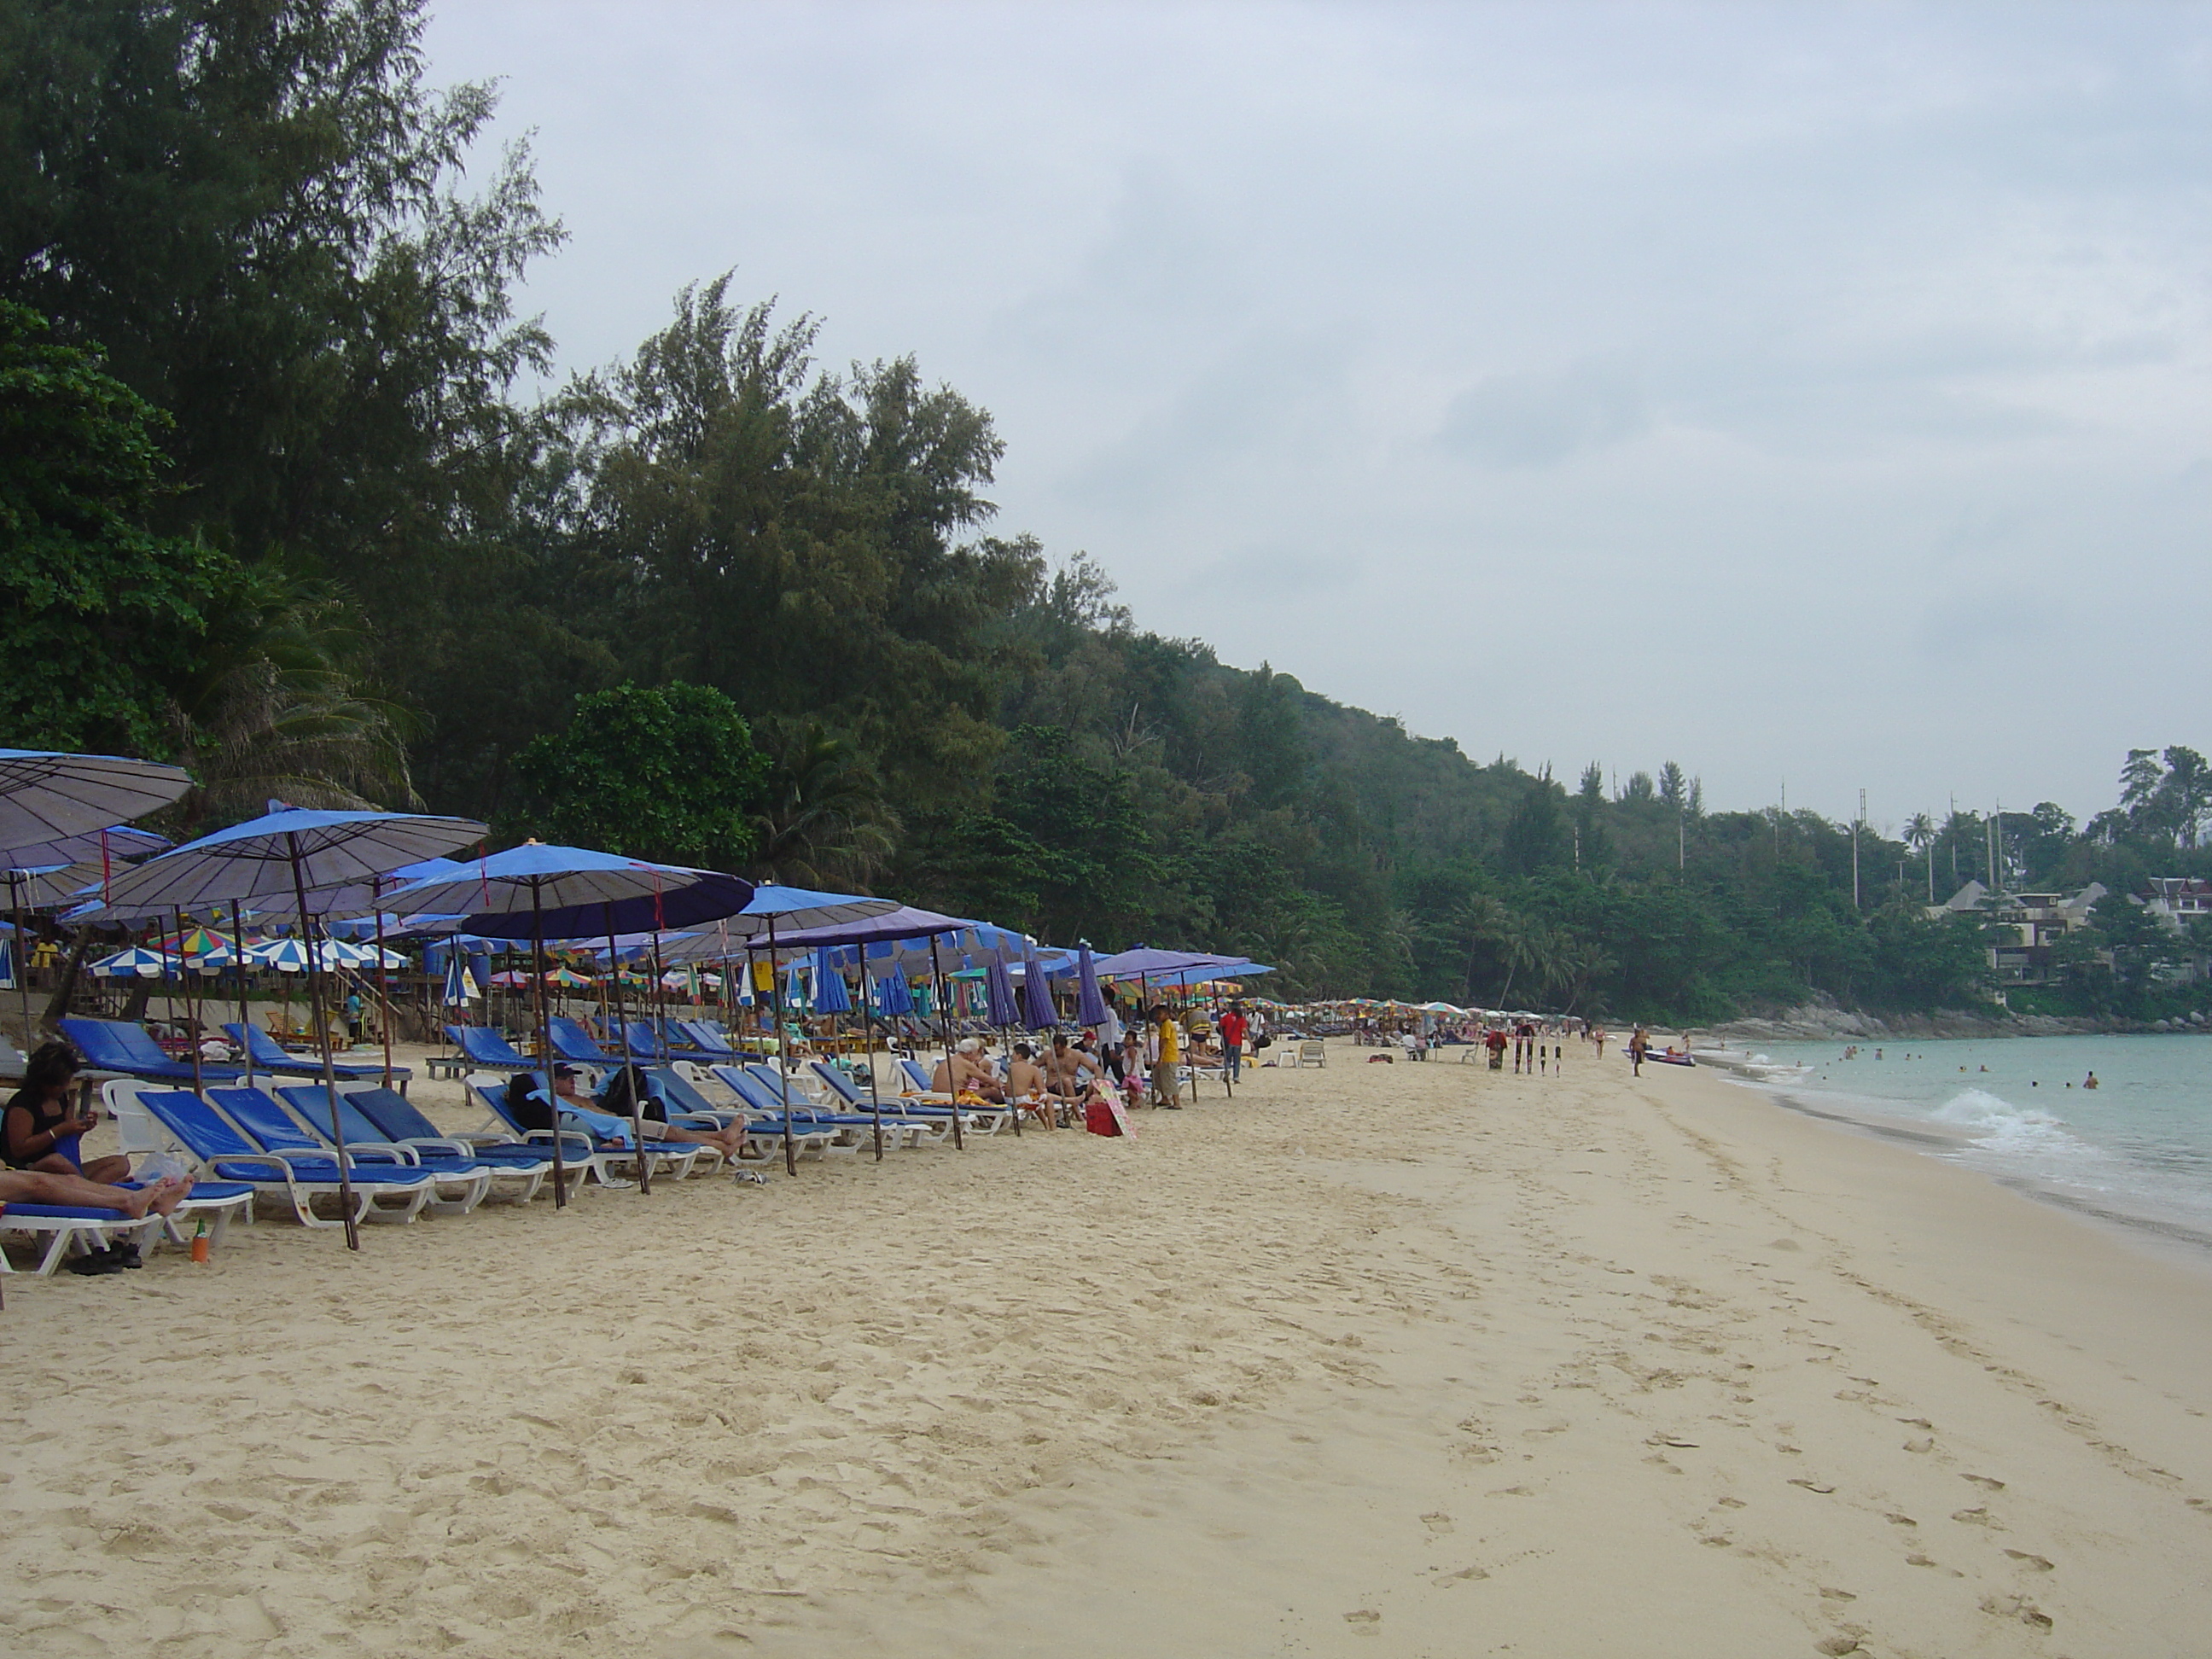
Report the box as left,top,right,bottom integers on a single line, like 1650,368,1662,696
2084,1071,2099,1090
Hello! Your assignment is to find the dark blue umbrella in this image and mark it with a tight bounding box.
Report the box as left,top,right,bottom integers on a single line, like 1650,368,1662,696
1077,943,1109,1027
1021,947,1057,1031
101,806,490,1248
874,970,915,1016
985,957,1021,1027
812,948,853,1014
384,843,757,1198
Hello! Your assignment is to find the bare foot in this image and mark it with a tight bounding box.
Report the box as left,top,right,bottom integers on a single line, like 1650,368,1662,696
125,1177,188,1219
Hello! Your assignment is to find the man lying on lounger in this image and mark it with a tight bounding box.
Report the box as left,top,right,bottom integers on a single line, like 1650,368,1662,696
518,1065,754,1161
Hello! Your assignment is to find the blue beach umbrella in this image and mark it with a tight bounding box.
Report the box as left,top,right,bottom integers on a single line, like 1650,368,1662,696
1076,944,1109,1027
985,956,1021,1027
0,749,190,845
812,948,853,1015
873,971,914,1017
101,806,490,1249
385,843,759,1197
1021,947,1057,1032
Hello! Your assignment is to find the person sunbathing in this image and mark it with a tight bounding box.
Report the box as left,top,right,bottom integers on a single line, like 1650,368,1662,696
4,1042,133,1183
517,1066,754,1160
0,1166,188,1218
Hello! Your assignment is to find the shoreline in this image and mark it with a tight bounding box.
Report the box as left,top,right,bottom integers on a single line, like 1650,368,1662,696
7,1051,2209,1655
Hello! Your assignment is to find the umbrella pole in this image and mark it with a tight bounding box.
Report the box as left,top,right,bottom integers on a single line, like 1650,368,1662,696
606,905,649,1196
930,935,963,1150
767,916,795,1178
375,881,393,1091
175,906,204,1100
10,877,29,1041
231,901,253,1089
862,977,883,1162
286,835,359,1251
533,882,567,1208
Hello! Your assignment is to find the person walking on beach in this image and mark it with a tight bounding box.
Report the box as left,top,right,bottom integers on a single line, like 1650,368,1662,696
1220,1002,1248,1083
1628,1026,1649,1076
1149,1005,1184,1109
1484,1026,1507,1070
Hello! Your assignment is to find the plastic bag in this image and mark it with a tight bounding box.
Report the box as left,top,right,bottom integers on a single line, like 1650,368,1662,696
137,1151,190,1185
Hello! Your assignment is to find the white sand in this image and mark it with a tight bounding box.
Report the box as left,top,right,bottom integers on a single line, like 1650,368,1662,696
4,1048,2209,1656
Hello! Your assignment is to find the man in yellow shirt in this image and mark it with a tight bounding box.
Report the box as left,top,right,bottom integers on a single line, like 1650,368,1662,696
1149,1005,1183,1109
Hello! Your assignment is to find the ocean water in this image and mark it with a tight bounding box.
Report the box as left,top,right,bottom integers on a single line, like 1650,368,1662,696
1722,1035,2212,1253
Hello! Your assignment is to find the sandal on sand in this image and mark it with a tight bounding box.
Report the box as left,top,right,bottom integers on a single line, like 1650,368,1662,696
66,1249,124,1276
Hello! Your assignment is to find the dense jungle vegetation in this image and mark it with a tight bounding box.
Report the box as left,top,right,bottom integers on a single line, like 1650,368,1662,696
4,0,2207,1018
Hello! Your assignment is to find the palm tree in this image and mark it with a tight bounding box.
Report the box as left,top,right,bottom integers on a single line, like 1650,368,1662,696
748,717,901,888
165,562,419,830
1904,812,1936,902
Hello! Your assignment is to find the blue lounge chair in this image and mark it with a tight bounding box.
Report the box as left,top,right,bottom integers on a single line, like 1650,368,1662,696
272,1086,509,1212
339,1086,561,1185
0,1202,167,1275
467,1075,705,1184
645,1068,787,1167
127,1088,434,1227
608,1018,719,1063
207,1087,449,1223
711,1064,879,1152
224,1022,412,1091
59,1018,245,1084
806,1060,957,1145
445,1025,534,1072
546,1016,622,1067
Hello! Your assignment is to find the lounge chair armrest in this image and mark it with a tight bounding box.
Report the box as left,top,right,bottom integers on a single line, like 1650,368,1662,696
400,1136,478,1158
523,1129,599,1159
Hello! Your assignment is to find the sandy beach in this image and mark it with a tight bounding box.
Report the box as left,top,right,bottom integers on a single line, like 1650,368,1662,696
5,1048,2209,1657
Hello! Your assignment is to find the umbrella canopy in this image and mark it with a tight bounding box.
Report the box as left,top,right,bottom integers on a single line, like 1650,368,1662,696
0,861,108,911
0,824,168,870
1090,946,1248,981
1076,944,1109,1026
0,749,190,844
380,843,754,939
247,937,311,972
102,808,489,914
812,948,853,1014
759,904,969,952
91,945,175,977
985,956,1020,1026
1021,946,1057,1030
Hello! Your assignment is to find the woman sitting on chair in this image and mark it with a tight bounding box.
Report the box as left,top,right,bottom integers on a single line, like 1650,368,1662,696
3,1042,132,1184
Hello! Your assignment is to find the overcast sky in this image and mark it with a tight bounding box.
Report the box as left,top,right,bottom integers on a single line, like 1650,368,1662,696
422,1,2210,830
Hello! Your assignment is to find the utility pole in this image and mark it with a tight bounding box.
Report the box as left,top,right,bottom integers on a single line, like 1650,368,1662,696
1853,788,1864,909
1949,793,1959,888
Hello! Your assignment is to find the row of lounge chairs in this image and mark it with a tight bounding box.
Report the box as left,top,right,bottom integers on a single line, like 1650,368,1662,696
1,1018,1045,1273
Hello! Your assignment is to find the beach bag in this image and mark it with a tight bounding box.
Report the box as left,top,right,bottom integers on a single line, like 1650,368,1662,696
506,1072,554,1132
597,1064,667,1122
1085,1096,1124,1137
1252,1034,1272,1050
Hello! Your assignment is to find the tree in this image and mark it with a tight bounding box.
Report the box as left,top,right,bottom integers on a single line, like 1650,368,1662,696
0,300,238,754
747,716,899,889
510,681,768,869
0,0,562,608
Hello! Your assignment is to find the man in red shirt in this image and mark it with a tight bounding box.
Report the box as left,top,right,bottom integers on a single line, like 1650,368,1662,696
1219,1004,1249,1083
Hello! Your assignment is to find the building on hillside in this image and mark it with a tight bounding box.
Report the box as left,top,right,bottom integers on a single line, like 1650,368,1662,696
1929,881,2107,986
2139,877,2212,933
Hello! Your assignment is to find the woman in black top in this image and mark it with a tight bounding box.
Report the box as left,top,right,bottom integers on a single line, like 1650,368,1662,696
3,1042,131,1182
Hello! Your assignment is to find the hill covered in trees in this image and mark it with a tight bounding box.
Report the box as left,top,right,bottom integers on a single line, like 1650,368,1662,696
4,0,2206,1020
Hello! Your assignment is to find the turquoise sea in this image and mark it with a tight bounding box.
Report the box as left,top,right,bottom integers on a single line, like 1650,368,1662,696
1728,1036,2212,1254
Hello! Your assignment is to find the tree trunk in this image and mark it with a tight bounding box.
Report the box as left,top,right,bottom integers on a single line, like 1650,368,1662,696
39,934,94,1035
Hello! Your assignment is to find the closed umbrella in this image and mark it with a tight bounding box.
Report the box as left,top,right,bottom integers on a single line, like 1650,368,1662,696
985,957,1020,1027
812,948,852,1013
1021,947,1057,1032
100,806,489,1249
1076,943,1108,1027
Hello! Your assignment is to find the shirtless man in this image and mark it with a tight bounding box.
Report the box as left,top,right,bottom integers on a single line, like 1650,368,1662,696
1046,1033,1101,1097
1005,1042,1050,1101
932,1039,1006,1103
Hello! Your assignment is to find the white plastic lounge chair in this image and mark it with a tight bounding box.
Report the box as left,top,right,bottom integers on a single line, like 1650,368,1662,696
0,1202,166,1275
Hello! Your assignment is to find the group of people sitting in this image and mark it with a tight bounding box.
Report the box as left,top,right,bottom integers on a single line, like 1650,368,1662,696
923,1001,1254,1125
